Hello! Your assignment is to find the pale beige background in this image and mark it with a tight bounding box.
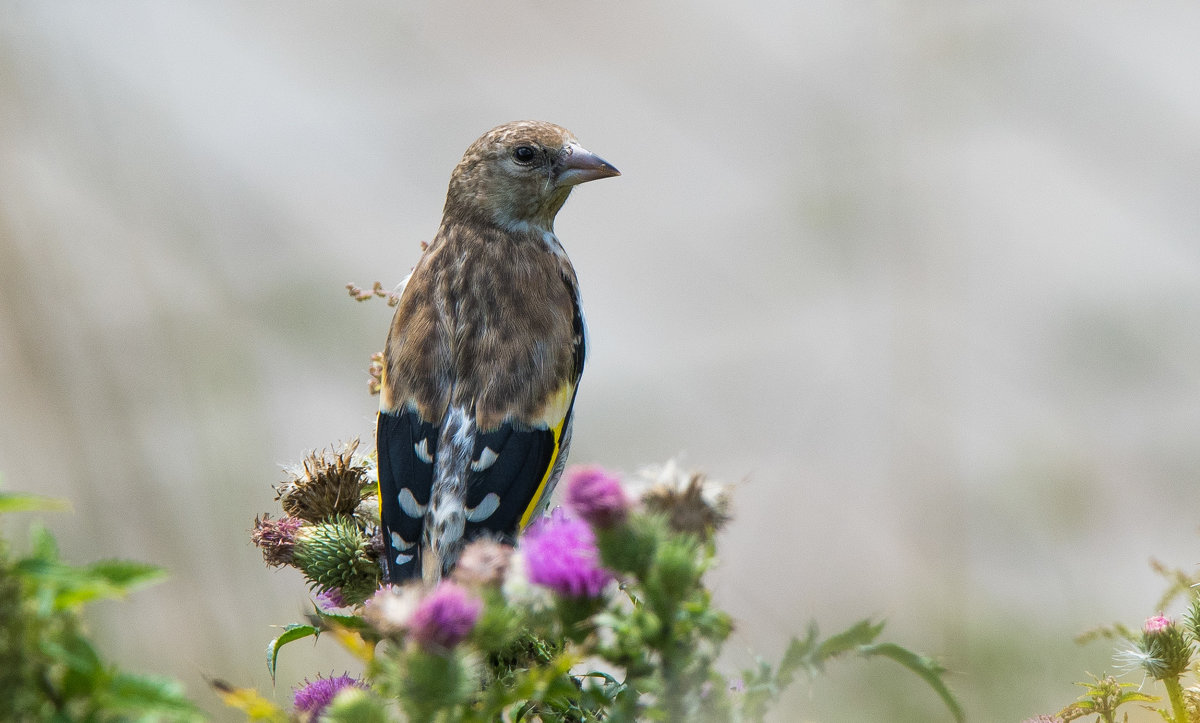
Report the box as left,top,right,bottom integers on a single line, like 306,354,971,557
2,2,1199,720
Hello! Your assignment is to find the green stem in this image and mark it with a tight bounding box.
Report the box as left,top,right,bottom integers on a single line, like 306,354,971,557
1163,675,1187,723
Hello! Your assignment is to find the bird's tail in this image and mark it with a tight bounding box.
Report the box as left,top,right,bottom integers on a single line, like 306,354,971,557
421,404,475,582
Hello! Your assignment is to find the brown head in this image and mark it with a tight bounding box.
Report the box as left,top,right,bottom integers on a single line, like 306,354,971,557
442,120,620,233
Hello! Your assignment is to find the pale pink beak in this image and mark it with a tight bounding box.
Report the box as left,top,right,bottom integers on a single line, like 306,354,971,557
555,142,621,187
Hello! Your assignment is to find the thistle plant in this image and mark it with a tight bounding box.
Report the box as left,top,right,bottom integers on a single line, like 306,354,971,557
226,453,964,722
0,488,202,721
1031,562,1200,723
217,281,964,721
1050,673,1156,723
250,439,381,605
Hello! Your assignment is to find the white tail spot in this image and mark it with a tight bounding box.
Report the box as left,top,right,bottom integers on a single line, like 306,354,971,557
466,493,500,522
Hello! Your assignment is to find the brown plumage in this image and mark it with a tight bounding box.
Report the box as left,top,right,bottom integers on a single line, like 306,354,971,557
382,221,581,431
377,121,619,582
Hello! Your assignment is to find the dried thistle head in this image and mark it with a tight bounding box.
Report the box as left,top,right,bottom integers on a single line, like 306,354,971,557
251,514,303,567
363,583,425,636
634,459,731,539
275,439,374,523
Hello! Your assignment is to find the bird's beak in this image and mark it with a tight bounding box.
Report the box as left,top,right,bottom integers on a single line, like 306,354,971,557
555,142,621,187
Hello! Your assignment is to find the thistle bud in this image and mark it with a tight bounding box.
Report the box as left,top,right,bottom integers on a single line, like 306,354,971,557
1135,615,1193,681
291,517,378,605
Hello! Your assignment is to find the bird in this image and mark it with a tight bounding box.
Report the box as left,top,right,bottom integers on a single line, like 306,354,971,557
376,121,620,583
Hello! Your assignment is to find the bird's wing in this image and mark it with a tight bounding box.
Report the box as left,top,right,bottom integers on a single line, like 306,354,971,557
377,252,451,582
376,407,436,581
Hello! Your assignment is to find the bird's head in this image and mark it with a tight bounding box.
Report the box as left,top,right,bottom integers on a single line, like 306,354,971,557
443,121,620,234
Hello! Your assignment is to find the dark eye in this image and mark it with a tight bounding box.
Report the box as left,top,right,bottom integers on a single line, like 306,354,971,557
512,145,537,164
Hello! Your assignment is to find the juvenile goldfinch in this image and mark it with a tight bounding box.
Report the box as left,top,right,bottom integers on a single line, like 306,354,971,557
377,121,619,583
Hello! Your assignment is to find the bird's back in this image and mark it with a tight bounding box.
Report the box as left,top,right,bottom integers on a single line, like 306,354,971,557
377,222,585,582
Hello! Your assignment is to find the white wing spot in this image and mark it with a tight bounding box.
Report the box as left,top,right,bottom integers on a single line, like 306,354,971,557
466,493,500,522
471,446,499,471
394,552,414,565
398,488,427,518
414,437,433,464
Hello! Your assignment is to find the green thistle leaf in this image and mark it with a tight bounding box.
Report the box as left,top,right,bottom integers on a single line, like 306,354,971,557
816,619,886,662
105,672,205,721
858,642,964,723
266,624,319,682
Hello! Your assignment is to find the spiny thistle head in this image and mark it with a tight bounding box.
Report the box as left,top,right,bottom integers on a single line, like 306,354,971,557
275,439,374,523
1118,615,1194,681
635,460,731,540
293,673,365,721
407,581,483,652
251,514,303,567
645,533,703,605
520,508,612,598
292,517,379,605
362,582,482,652
564,465,630,529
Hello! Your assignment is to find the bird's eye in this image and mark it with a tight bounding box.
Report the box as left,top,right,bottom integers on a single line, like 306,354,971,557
512,145,538,164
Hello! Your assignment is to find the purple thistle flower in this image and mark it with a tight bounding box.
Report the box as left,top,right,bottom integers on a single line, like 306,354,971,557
407,581,482,651
1145,614,1172,634
314,588,347,610
564,465,630,528
293,673,364,718
522,507,613,598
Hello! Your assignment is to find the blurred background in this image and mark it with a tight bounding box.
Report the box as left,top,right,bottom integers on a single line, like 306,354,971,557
2,2,1199,720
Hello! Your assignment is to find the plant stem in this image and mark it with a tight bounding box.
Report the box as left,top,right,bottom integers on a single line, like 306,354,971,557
1163,676,1187,723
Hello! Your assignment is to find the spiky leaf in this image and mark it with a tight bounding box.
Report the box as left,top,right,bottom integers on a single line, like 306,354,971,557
266,624,319,682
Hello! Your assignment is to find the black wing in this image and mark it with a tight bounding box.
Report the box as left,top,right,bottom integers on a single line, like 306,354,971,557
377,408,437,582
